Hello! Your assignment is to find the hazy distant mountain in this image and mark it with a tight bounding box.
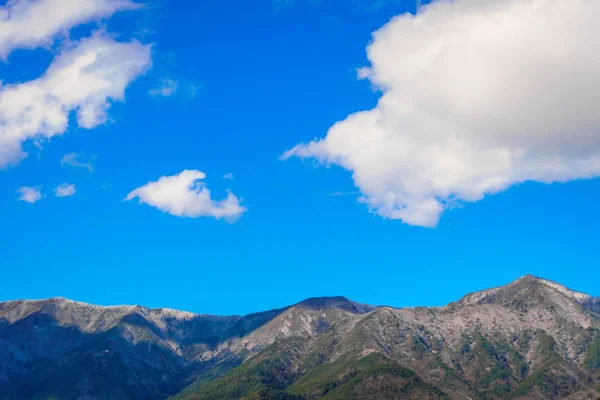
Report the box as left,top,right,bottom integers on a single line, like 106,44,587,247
1,276,599,399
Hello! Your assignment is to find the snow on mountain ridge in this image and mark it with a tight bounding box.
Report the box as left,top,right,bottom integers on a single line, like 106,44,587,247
538,278,591,302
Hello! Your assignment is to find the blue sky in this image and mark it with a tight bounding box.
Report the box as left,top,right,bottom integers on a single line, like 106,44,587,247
1,0,599,315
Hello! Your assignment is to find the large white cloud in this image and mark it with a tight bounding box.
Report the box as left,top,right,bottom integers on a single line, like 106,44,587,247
0,34,151,168
125,170,247,221
283,0,600,227
0,0,139,58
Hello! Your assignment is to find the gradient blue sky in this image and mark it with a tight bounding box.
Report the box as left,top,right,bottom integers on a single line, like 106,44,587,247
1,0,598,315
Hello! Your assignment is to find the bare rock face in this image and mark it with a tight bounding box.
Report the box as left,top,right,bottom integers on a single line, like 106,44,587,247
581,297,600,315
1,276,600,400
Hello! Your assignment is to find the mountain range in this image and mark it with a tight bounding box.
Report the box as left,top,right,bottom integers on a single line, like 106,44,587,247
1,275,599,399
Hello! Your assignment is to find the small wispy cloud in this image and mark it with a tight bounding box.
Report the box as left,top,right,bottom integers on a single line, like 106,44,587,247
54,183,76,197
16,186,42,203
148,77,178,97
223,172,234,180
188,83,202,98
329,191,360,197
60,152,95,172
149,77,202,100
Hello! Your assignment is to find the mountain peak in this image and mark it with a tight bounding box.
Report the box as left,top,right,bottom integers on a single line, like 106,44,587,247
510,275,592,302
454,274,592,312
296,296,377,314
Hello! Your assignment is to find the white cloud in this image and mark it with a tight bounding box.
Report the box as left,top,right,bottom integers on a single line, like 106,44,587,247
223,172,234,180
61,152,95,171
283,0,600,228
148,77,178,97
0,0,139,59
125,170,247,221
329,191,360,197
54,183,76,197
0,34,151,168
16,186,42,203
148,78,201,99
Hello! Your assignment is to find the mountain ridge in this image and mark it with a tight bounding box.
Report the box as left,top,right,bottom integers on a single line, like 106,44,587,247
2,274,594,318
1,275,600,399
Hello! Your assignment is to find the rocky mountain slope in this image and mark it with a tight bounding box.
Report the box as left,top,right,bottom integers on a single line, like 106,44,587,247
1,276,599,399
